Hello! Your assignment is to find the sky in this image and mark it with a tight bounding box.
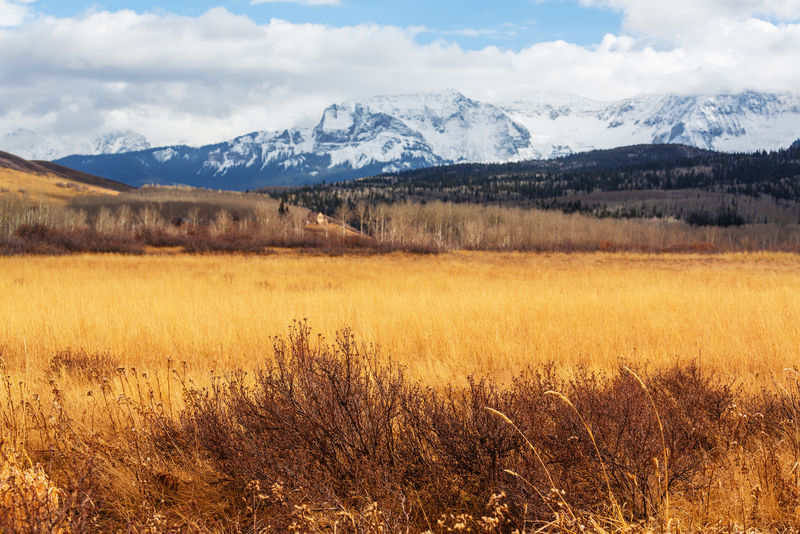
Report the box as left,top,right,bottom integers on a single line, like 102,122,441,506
1,0,800,151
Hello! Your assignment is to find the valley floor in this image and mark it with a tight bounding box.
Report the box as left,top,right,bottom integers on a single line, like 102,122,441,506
2,251,800,532
1,250,799,382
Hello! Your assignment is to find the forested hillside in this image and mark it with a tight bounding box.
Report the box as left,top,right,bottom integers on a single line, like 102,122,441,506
273,143,800,226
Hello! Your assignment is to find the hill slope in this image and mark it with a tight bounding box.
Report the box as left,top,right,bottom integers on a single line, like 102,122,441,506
0,151,132,203
277,142,800,227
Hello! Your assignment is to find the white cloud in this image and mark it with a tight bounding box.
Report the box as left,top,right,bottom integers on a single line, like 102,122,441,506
411,26,501,38
0,4,799,154
444,28,499,37
0,0,33,27
580,0,800,41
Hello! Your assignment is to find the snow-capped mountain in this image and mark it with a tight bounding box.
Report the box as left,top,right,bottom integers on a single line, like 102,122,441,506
1,129,150,160
89,130,151,156
49,90,800,190
364,90,531,163
501,91,800,159
54,91,533,189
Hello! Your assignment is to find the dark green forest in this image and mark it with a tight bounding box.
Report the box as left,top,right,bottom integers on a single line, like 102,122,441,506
270,142,800,227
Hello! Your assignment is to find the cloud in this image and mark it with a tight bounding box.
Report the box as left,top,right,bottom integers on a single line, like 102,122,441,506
0,4,799,154
0,0,33,27
412,26,502,38
445,28,499,37
580,0,800,40
250,0,341,5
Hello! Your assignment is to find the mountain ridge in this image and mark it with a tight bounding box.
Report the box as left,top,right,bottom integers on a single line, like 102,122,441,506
279,142,800,228
28,90,800,190
1,129,151,161
0,150,133,192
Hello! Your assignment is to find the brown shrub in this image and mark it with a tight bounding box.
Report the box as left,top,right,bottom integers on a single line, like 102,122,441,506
49,350,119,382
182,323,418,528
174,327,746,530
5,326,800,531
1,224,143,255
0,438,96,533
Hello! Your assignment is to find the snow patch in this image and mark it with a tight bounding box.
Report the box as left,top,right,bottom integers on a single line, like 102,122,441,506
319,105,355,133
153,148,177,163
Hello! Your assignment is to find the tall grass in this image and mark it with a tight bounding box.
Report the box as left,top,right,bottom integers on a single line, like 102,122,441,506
1,252,799,383
3,324,800,532
2,248,800,530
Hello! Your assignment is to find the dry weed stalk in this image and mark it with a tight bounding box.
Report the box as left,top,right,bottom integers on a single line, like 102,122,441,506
1,322,800,531
0,442,68,533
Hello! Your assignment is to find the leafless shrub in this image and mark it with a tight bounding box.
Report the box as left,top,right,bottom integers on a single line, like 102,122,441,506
512,365,734,519
173,329,751,530
0,224,144,255
5,325,800,531
420,378,527,509
49,350,119,382
181,322,419,528
354,199,800,253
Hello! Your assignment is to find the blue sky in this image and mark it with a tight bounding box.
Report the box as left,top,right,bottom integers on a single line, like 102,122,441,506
2,0,800,153
36,0,622,49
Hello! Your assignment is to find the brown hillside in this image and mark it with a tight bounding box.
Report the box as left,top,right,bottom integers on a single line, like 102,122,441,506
0,151,131,204
0,151,133,192
33,160,133,192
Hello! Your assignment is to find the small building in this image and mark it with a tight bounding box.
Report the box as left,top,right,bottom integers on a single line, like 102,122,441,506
305,210,327,225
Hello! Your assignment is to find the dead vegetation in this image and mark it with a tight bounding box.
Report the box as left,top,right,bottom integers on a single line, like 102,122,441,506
331,200,800,253
3,184,800,255
3,323,800,532
0,192,394,256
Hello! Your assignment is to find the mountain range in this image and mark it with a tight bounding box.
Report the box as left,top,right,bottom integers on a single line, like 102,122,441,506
3,90,798,190
2,129,151,162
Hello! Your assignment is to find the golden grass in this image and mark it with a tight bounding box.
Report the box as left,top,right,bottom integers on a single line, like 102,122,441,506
2,251,800,531
0,168,120,204
1,251,799,386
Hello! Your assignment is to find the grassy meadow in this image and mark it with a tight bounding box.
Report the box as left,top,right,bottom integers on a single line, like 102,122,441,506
2,251,799,383
0,251,793,387
0,167,122,204
4,250,800,532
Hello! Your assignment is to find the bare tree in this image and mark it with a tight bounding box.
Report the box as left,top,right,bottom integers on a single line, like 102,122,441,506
356,200,369,235
335,201,351,241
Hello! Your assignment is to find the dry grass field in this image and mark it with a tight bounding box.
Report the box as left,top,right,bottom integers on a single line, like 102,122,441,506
1,251,799,384
0,168,122,204
3,251,800,532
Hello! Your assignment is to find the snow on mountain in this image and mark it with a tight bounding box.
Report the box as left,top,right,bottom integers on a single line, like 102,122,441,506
196,91,525,181
90,130,151,155
1,129,67,160
309,102,439,170
51,89,800,190
197,107,439,180
501,91,800,158
1,128,151,160
364,89,531,162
